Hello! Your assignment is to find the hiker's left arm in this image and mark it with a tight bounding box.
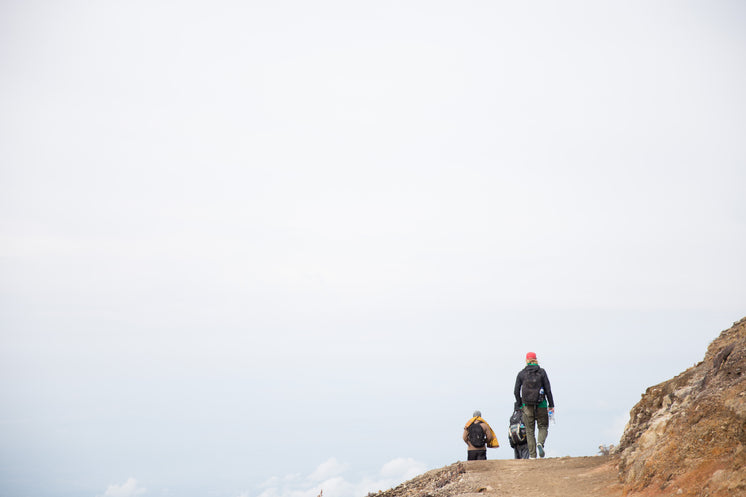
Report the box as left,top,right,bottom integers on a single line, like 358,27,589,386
543,371,555,408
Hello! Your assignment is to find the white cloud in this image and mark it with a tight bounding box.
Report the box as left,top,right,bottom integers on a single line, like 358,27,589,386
308,458,348,482
380,458,427,481
98,478,146,497
251,457,428,497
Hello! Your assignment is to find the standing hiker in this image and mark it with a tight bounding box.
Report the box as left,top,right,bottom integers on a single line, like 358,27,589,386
462,410,499,460
513,352,555,458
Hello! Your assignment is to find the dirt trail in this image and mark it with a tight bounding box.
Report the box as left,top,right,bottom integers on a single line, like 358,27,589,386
458,456,622,497
369,456,623,497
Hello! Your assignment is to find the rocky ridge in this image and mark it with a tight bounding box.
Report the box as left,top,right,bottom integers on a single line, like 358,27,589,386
616,317,746,496
365,462,468,497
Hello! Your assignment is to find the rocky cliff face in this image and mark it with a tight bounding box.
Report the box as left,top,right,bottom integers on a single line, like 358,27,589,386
617,317,746,496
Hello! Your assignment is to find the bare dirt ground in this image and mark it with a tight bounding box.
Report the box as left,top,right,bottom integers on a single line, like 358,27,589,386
370,455,623,497
457,456,623,497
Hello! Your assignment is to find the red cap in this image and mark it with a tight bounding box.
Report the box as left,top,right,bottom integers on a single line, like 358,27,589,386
526,352,537,361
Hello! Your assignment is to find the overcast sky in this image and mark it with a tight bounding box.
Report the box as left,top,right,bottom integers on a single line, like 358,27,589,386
1,1,745,497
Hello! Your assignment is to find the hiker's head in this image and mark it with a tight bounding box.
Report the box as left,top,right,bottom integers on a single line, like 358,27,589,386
473,410,481,418
526,352,538,364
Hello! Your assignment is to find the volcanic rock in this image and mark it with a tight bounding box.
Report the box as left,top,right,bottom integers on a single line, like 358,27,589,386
617,317,746,496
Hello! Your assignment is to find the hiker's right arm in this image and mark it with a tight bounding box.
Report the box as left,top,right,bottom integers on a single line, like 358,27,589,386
513,372,523,408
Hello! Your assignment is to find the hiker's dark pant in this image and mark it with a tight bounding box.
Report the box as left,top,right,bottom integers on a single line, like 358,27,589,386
513,444,530,459
467,449,487,460
522,405,549,458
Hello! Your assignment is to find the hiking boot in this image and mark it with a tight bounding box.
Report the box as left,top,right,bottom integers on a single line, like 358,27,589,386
537,443,545,458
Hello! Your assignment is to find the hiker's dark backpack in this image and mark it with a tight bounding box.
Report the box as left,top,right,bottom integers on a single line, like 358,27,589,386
521,367,545,406
468,420,487,448
508,409,526,447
